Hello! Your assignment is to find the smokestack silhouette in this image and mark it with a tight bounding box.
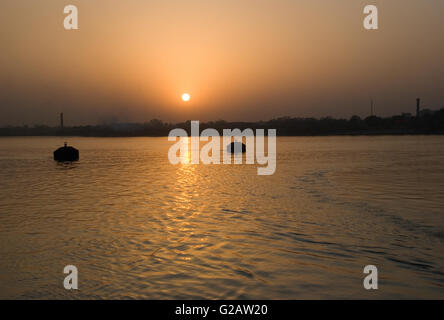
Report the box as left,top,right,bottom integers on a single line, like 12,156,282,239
60,113,64,129
416,98,420,118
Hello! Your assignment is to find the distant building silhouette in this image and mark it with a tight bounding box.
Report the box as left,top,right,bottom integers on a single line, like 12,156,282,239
416,98,421,118
2,100,444,137
420,109,435,117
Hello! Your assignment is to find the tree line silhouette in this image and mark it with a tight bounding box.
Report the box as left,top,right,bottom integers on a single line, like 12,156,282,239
1,109,444,137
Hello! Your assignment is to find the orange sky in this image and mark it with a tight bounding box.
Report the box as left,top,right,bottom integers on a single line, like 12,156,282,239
1,0,443,125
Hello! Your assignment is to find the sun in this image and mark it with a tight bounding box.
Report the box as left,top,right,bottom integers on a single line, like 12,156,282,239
182,93,190,102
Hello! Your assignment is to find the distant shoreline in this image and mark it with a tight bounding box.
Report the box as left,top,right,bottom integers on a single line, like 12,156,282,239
1,131,444,138
1,111,444,137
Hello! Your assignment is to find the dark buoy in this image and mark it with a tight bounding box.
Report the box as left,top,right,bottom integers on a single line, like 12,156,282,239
54,142,79,162
227,141,246,153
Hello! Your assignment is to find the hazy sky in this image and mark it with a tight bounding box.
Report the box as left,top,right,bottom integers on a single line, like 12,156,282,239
1,0,443,125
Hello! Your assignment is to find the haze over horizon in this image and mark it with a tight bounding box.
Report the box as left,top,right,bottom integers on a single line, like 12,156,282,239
1,0,443,126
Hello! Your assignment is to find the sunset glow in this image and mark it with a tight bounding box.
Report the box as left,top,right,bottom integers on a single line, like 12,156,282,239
1,0,444,304
182,93,191,102
0,1,443,126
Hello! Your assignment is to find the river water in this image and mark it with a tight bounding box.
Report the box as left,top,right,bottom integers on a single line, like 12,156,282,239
0,136,443,299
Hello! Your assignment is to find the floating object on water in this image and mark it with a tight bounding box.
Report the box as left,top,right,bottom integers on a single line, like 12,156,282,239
54,142,79,162
227,141,246,153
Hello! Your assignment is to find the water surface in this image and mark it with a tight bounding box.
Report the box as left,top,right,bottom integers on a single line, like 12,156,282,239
0,136,443,299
